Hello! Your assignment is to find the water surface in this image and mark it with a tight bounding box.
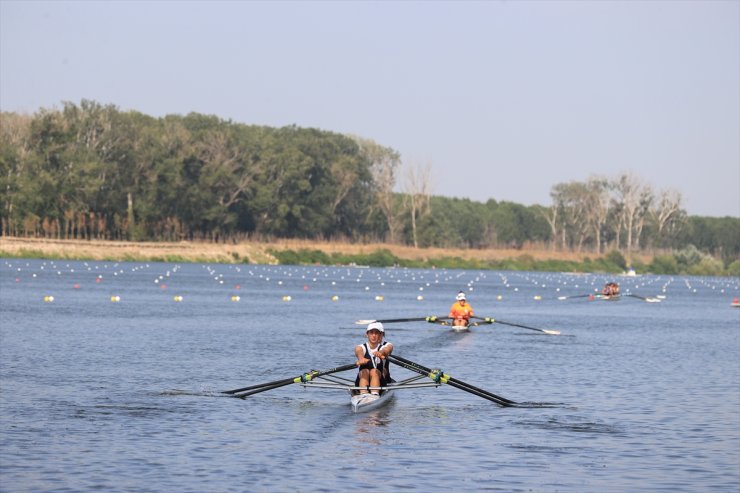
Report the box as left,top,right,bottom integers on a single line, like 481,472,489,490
1,260,738,492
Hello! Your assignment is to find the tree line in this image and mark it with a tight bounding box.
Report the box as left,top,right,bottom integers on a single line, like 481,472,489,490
1,100,737,265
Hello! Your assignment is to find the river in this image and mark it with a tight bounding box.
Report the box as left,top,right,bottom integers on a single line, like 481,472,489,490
1,259,738,492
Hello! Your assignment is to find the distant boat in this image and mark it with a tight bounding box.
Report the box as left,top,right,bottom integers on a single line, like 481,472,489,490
591,294,621,302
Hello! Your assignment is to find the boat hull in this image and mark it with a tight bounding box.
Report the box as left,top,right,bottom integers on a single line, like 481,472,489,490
350,390,394,413
451,324,471,332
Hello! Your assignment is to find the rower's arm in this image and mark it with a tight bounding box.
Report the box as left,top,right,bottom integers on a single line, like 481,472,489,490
355,345,368,365
378,343,393,358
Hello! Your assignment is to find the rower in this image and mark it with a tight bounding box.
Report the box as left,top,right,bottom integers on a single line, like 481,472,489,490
448,291,474,327
355,322,393,395
602,282,620,296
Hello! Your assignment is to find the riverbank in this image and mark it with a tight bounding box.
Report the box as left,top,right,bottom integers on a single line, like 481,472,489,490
0,236,649,271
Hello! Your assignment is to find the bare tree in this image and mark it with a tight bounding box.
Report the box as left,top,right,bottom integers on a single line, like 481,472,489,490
541,203,560,251
649,188,686,248
583,176,611,254
352,136,402,242
613,172,653,260
551,182,590,251
402,160,433,248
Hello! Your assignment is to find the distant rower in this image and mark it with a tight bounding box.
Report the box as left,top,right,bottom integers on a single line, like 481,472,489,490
449,291,474,327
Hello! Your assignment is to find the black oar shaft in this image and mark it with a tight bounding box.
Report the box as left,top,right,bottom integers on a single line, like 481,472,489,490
391,354,517,405
235,381,295,398
387,354,517,407
356,316,449,324
225,363,358,398
223,377,296,395
472,316,558,335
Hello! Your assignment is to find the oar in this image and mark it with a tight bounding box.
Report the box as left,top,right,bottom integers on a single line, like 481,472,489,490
626,294,661,303
223,363,357,398
472,316,561,335
557,294,593,300
387,354,518,407
355,316,448,325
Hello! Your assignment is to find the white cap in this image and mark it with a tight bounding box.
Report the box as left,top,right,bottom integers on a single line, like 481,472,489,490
456,292,466,301
366,321,384,333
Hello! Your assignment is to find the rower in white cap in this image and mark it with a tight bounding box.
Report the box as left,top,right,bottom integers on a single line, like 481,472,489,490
354,321,394,395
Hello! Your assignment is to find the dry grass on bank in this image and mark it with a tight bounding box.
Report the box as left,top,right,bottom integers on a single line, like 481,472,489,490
0,236,644,265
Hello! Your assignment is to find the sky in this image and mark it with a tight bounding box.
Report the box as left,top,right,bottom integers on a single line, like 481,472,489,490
1,0,738,218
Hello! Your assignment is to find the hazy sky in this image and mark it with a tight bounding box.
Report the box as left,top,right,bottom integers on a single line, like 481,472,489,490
1,0,738,217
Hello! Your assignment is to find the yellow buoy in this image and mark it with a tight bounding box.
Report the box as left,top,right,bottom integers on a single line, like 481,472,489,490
375,295,384,301
331,295,339,301
43,295,55,303
111,295,121,302
282,295,292,301
173,295,183,302
533,295,542,301
416,295,424,301
231,295,240,302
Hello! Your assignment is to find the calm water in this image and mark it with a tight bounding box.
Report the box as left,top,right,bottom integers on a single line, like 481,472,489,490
1,259,738,492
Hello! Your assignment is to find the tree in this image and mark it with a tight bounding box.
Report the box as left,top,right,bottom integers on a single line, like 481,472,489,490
583,177,611,254
0,112,34,236
649,188,686,248
612,172,653,261
402,160,432,248
352,136,402,243
550,182,590,251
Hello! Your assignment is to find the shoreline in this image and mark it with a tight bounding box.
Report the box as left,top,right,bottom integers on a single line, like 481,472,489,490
0,236,646,266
